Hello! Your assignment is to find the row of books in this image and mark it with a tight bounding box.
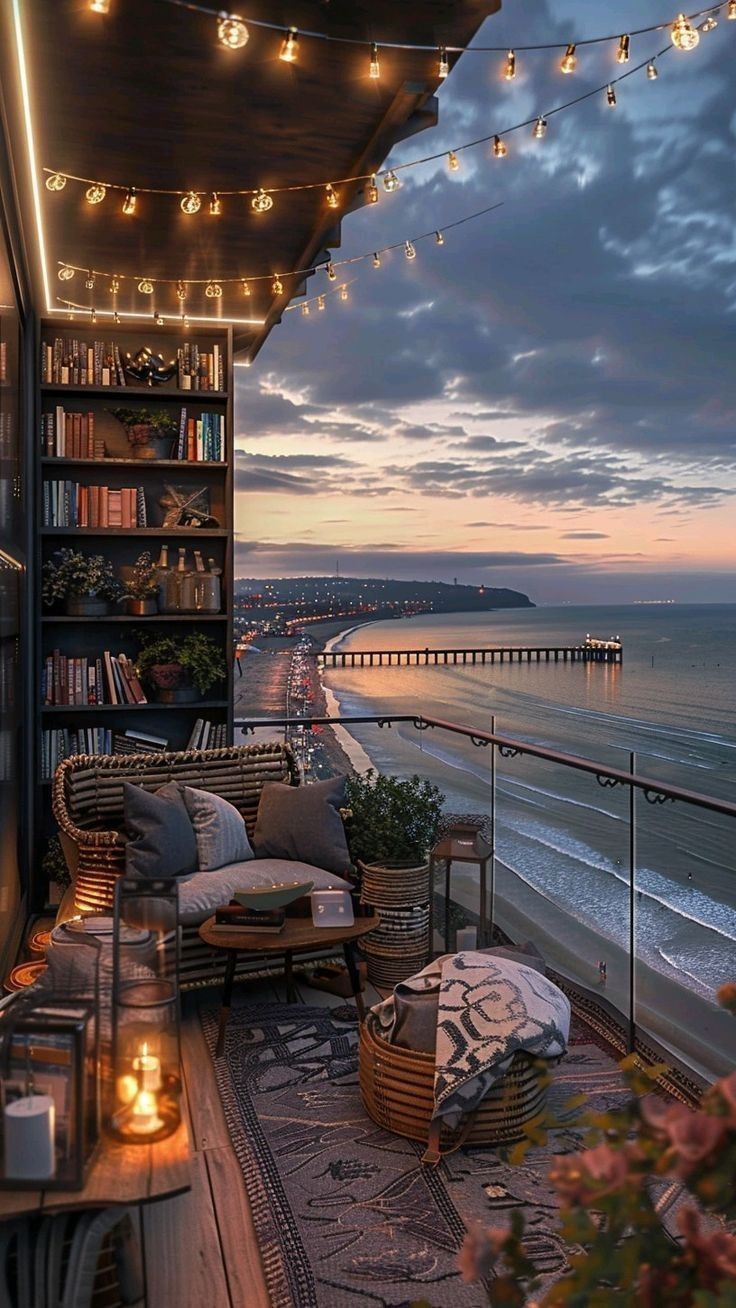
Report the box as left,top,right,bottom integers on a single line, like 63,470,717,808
42,650,147,706
0,412,13,459
43,481,146,528
212,902,286,934
186,718,228,750
41,726,173,778
41,338,127,387
0,339,7,384
175,409,226,461
42,409,104,460
176,343,224,392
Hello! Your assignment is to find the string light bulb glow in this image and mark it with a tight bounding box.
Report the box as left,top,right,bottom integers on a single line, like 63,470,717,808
326,261,336,281
58,266,75,281
435,230,444,245
438,47,449,78
533,115,547,139
122,189,137,215
560,44,577,74
46,173,67,192
325,184,339,209
209,192,222,215
369,43,380,78
85,273,95,289
137,279,154,295
90,0,110,12
404,240,416,260
155,313,164,326
279,27,298,62
383,170,400,192
447,150,460,172
367,175,379,204
729,1,736,18
700,13,718,31
372,252,381,268
301,302,310,316
113,311,120,324
671,13,700,48
110,277,119,294
504,49,516,80
251,188,273,213
318,295,325,310
85,183,106,204
241,280,251,296
606,84,617,106
617,34,630,63
493,134,507,158
181,191,202,215
176,280,187,300
91,308,97,322
339,285,349,301
217,14,249,49
205,281,223,298
272,275,283,295
647,59,659,78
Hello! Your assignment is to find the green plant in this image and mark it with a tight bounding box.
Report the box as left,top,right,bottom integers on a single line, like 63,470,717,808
124,551,159,600
457,984,736,1306
42,836,71,892
135,631,227,695
344,769,445,867
42,549,123,606
110,407,178,446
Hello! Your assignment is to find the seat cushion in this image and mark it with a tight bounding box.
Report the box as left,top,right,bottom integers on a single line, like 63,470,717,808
182,785,254,871
178,858,352,925
253,775,350,874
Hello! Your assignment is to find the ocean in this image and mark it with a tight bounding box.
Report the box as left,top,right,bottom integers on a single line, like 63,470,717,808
322,604,736,1071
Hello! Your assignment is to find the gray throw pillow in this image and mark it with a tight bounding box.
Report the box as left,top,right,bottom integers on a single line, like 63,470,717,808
123,781,198,879
253,776,350,875
182,786,254,872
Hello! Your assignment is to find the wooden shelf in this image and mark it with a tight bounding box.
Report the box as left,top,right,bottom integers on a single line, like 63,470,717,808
42,701,229,714
40,527,228,537
42,457,227,470
40,383,227,401
42,614,227,623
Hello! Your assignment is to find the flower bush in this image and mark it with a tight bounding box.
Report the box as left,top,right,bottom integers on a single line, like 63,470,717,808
124,551,159,600
42,549,123,605
457,983,736,1306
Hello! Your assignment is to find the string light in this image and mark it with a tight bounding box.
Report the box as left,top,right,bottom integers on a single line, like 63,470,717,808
58,266,75,281
205,281,223,297
404,240,416,260
176,280,187,300
339,285,349,301
438,46,449,78
617,34,630,63
217,14,249,49
209,192,222,215
279,27,298,62
45,173,66,192
301,301,310,316
317,295,325,310
91,308,97,322
113,311,120,324
647,59,659,78
729,1,736,18
85,272,95,289
155,313,164,326
325,184,339,208
89,0,110,12
122,189,137,215
671,13,700,47
367,175,379,203
434,230,444,245
561,43,577,74
504,49,516,80
369,43,380,78
251,188,273,212
447,150,460,172
85,183,106,204
700,13,718,30
109,277,119,294
533,115,548,139
606,83,617,105
372,252,381,268
272,275,283,294
241,280,251,296
383,170,400,192
493,134,507,158
181,191,202,214
137,279,154,294
326,260,337,281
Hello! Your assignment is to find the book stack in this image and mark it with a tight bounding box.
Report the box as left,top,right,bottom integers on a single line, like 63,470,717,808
0,339,6,384
186,719,228,751
41,726,113,778
41,338,126,387
175,342,224,392
43,481,146,527
43,651,147,706
213,902,286,934
112,728,169,755
42,409,105,459
174,407,225,461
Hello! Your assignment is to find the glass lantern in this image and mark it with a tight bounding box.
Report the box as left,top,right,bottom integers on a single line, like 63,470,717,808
109,878,181,1143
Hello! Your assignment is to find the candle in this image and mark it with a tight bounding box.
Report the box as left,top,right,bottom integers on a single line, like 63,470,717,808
128,1089,163,1136
132,1043,161,1091
456,926,478,952
4,1095,56,1180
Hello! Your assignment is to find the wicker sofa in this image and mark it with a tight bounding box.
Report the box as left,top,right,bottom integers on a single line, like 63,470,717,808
52,740,352,985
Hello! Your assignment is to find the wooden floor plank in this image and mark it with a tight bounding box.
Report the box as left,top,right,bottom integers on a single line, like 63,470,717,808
205,1146,271,1308
143,1150,231,1308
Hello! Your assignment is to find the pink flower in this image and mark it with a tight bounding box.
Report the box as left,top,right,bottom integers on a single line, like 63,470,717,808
679,1206,736,1286
458,1225,506,1283
640,1095,688,1136
550,1142,630,1206
711,1070,736,1125
665,1110,727,1176
716,981,736,1014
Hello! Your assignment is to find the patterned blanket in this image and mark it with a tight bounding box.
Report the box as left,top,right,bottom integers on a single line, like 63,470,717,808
368,952,571,1127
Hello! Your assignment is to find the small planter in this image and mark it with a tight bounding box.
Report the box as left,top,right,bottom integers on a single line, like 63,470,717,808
65,596,111,617
128,433,175,460
126,597,158,617
149,663,200,704
358,859,432,988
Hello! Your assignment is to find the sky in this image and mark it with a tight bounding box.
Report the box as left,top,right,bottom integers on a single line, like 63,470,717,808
234,0,736,605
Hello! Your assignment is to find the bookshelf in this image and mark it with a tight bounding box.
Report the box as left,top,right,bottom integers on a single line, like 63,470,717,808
35,320,234,817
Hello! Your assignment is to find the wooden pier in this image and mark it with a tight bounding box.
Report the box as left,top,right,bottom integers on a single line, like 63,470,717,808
317,637,623,669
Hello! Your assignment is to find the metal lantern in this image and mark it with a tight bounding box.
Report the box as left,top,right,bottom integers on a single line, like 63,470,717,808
109,878,181,1143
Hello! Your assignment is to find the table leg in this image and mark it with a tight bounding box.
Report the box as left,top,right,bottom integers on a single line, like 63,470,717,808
343,941,365,1022
479,857,488,947
285,951,297,1003
215,949,238,1058
444,859,452,952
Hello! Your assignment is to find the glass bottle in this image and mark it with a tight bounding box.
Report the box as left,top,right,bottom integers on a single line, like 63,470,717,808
178,547,197,612
154,545,170,613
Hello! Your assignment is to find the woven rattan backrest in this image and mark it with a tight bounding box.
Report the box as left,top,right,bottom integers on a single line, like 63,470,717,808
59,741,297,835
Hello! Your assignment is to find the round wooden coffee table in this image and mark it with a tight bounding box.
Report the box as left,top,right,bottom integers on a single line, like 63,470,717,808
199,912,380,1056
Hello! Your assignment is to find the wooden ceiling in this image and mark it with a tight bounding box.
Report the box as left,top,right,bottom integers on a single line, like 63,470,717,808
1,0,500,359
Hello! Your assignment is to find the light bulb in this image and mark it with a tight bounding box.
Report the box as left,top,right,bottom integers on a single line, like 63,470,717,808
617,34,630,63
91,309,97,322
671,13,700,48
90,0,110,12
279,27,298,62
729,1,736,19
58,266,75,281
85,273,95,290
301,302,310,316
700,14,718,32
317,295,325,310
241,280,251,296
272,275,283,295
404,240,416,260
560,43,577,74
122,189,137,215
217,14,249,49
504,49,516,80
209,192,222,215
85,183,106,204
251,188,273,213
176,280,187,300
367,175,379,203
181,191,201,215
138,279,154,295
447,150,460,172
183,315,190,327
435,230,444,245
325,184,339,209
339,285,348,301
156,313,164,326
493,134,507,158
46,173,67,192
646,60,658,79
205,281,223,298
369,43,380,78
372,252,381,268
109,277,119,294
438,46,449,78
533,116,547,139
606,84,617,107
113,311,120,324
326,261,336,281
382,170,400,192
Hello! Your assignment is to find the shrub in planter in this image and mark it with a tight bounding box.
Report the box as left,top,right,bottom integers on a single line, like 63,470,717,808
344,769,445,872
135,632,227,699
110,407,178,457
42,549,123,615
123,551,159,615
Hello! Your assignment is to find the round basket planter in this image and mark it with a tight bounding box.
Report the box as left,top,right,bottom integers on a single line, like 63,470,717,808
358,859,432,989
65,596,111,617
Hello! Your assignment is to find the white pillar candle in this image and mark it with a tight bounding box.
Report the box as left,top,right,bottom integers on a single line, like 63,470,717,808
132,1047,161,1091
128,1089,163,1136
4,1095,56,1180
456,926,478,952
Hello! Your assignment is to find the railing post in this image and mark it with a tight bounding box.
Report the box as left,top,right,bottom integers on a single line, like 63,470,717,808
629,751,637,1054
489,714,496,945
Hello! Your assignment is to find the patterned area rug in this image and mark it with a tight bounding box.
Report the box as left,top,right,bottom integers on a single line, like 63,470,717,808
199,1003,682,1308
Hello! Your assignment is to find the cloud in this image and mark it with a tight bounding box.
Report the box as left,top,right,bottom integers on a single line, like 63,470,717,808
561,530,610,539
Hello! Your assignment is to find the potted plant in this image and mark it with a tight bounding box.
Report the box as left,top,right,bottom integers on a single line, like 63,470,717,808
123,551,159,616
135,632,227,703
109,407,178,459
41,549,123,616
344,770,445,987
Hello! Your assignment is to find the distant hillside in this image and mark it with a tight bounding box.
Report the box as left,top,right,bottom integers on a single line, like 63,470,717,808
235,575,534,611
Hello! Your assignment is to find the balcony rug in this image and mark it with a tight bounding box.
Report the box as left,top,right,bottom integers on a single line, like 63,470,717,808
199,1001,684,1308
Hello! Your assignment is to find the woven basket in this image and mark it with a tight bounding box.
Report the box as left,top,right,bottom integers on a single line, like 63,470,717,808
359,1020,553,1162
358,859,431,988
